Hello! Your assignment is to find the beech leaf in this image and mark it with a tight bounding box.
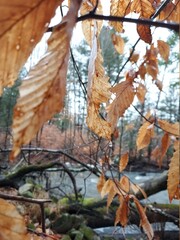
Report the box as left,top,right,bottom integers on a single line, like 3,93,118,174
119,152,129,172
137,24,152,44
167,141,180,202
0,0,60,95
86,22,112,139
111,33,125,54
158,119,179,136
109,0,130,32
107,79,135,131
132,196,154,240
0,198,29,240
101,179,115,198
11,0,82,159
97,174,106,193
119,175,130,193
136,122,154,150
136,83,147,103
157,40,170,62
115,196,129,227
80,0,103,46
159,133,170,167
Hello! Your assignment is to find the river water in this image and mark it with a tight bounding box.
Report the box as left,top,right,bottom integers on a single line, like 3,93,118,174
40,169,179,205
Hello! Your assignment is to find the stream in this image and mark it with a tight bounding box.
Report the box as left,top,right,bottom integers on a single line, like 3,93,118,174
26,168,179,239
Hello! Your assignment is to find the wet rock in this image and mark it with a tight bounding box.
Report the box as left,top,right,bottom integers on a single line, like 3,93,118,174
18,183,34,197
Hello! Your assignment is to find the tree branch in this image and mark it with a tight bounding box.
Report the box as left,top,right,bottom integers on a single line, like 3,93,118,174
77,13,179,32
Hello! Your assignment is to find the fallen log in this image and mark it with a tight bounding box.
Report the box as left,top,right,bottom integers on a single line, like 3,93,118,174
55,197,179,229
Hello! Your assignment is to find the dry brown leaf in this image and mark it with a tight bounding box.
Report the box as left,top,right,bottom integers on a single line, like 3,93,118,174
0,198,30,240
109,0,130,32
167,140,180,202
97,174,106,193
111,34,125,54
136,83,147,103
119,152,129,172
131,0,154,43
131,183,148,199
107,186,117,210
11,0,82,159
0,0,60,95
107,79,135,131
130,52,139,63
158,119,179,136
86,22,112,139
157,40,170,62
145,45,159,79
101,179,115,198
132,196,154,239
159,1,180,23
151,145,161,161
138,63,147,80
136,122,154,150
119,175,130,193
115,196,129,226
131,0,155,17
155,79,163,91
137,24,152,44
80,0,103,46
159,133,170,167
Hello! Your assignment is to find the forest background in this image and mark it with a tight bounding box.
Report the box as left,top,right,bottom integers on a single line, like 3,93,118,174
0,0,179,240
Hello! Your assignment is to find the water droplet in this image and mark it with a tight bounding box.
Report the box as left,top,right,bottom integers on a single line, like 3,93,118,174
16,45,20,50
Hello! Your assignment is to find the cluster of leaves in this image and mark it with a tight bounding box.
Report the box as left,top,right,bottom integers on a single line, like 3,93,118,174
97,154,154,239
0,0,179,240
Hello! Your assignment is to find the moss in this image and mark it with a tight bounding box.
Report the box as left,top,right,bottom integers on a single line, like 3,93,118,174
151,203,179,210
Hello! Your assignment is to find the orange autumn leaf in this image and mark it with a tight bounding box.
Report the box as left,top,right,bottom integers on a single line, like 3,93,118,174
11,0,82,159
159,1,180,23
136,83,147,103
80,0,103,46
131,0,154,43
137,24,152,44
0,0,60,95
115,195,129,227
151,145,161,161
167,141,180,202
159,133,170,167
107,185,117,210
132,196,154,240
131,183,148,199
157,40,170,62
111,33,125,54
86,22,112,139
136,122,154,150
158,119,179,136
119,175,130,193
119,152,129,172
109,0,131,32
107,78,135,131
138,63,147,80
130,52,139,63
97,174,106,193
144,44,159,79
101,179,115,198
0,198,30,240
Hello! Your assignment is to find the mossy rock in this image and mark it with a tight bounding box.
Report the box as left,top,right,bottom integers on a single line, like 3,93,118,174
61,235,72,240
52,213,85,234
79,225,101,240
